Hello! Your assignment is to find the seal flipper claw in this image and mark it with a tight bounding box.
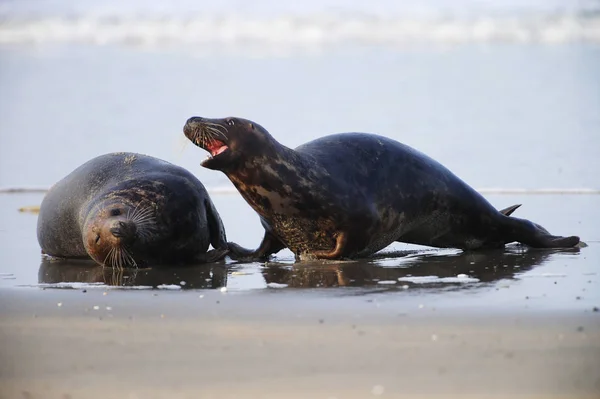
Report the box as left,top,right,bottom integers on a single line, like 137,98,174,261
311,232,349,260
228,231,285,261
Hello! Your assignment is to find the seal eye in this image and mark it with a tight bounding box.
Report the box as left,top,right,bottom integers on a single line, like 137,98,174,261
227,119,235,126
110,209,121,216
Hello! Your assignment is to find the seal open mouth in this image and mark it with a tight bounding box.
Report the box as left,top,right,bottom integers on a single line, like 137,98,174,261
200,138,230,167
205,139,229,158
183,117,231,168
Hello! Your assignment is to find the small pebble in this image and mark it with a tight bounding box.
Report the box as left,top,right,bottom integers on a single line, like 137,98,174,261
160,314,165,319
577,326,584,332
57,302,63,307
576,296,581,300
319,319,324,324
593,307,599,312
93,306,99,310
220,287,228,293
106,306,112,311
401,285,409,290
431,334,438,341
102,292,107,296
418,304,424,309
82,289,87,293
199,294,204,299
180,281,187,286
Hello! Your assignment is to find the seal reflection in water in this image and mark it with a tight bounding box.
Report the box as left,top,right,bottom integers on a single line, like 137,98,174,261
37,152,228,268
183,116,580,261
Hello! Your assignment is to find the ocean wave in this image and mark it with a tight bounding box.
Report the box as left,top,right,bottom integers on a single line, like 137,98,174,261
1,12,600,48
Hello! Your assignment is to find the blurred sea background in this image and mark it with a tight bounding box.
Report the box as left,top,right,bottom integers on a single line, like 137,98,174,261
1,0,599,192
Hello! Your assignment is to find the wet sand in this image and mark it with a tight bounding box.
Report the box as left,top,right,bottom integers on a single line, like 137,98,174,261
1,288,599,399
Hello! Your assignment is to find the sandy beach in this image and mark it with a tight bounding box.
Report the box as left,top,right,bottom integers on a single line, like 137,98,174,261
1,288,599,399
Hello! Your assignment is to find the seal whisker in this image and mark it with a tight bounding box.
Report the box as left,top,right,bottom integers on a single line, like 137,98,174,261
107,246,116,268
121,246,136,268
131,206,154,223
202,124,228,142
110,246,119,269
103,247,114,267
117,247,125,270
128,201,146,222
113,247,121,270
203,121,228,139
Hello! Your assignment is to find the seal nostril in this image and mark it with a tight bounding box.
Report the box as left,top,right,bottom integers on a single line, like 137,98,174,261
185,116,202,127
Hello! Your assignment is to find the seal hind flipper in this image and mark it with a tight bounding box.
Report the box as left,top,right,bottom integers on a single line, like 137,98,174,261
502,216,580,248
228,231,286,261
498,204,522,216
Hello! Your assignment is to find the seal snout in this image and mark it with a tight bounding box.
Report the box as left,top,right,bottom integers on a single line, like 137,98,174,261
183,115,233,170
109,220,137,241
184,116,203,132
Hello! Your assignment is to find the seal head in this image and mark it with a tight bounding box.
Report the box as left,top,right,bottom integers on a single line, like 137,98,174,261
83,200,149,268
184,116,278,172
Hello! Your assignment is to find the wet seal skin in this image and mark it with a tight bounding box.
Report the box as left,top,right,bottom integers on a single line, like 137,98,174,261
183,116,580,261
37,152,228,268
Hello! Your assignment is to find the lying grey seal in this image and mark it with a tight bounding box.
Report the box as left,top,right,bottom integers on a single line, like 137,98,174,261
37,152,228,268
183,116,580,261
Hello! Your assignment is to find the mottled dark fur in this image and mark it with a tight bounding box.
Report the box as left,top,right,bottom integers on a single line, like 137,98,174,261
37,152,228,267
183,116,580,261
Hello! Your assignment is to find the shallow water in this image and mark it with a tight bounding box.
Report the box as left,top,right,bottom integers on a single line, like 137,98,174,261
0,190,598,312
0,0,599,313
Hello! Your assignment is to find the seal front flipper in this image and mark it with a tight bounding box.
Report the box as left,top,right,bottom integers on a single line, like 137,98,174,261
228,231,285,261
195,248,229,263
204,198,228,251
